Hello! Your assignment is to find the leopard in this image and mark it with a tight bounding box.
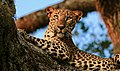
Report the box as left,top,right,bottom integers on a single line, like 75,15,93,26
21,7,120,70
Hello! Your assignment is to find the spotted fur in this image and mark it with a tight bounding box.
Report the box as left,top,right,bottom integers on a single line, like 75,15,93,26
20,30,69,61
21,7,120,70
44,7,120,70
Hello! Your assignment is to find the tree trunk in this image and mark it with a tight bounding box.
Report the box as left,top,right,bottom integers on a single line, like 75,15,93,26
96,0,120,54
0,0,80,71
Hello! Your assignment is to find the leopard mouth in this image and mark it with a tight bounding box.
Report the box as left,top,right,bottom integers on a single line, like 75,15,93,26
57,33,65,38
56,31,71,38
55,28,71,38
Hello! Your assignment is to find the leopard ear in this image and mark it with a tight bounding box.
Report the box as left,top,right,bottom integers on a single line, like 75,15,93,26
46,7,55,17
73,11,83,21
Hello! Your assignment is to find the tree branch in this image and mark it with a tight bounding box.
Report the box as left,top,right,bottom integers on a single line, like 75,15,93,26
15,0,95,32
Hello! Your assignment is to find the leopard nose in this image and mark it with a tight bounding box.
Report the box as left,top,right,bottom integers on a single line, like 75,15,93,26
58,25,65,30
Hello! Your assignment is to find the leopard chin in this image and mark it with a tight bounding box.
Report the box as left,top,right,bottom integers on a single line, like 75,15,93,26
57,33,65,38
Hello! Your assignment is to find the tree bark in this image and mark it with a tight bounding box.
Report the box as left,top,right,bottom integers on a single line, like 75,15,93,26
95,0,120,54
15,0,95,33
0,0,81,71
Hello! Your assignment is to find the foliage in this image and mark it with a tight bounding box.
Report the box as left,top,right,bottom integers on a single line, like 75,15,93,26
72,12,113,58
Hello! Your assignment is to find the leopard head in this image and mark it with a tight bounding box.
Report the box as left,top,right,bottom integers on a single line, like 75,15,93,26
46,7,83,38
